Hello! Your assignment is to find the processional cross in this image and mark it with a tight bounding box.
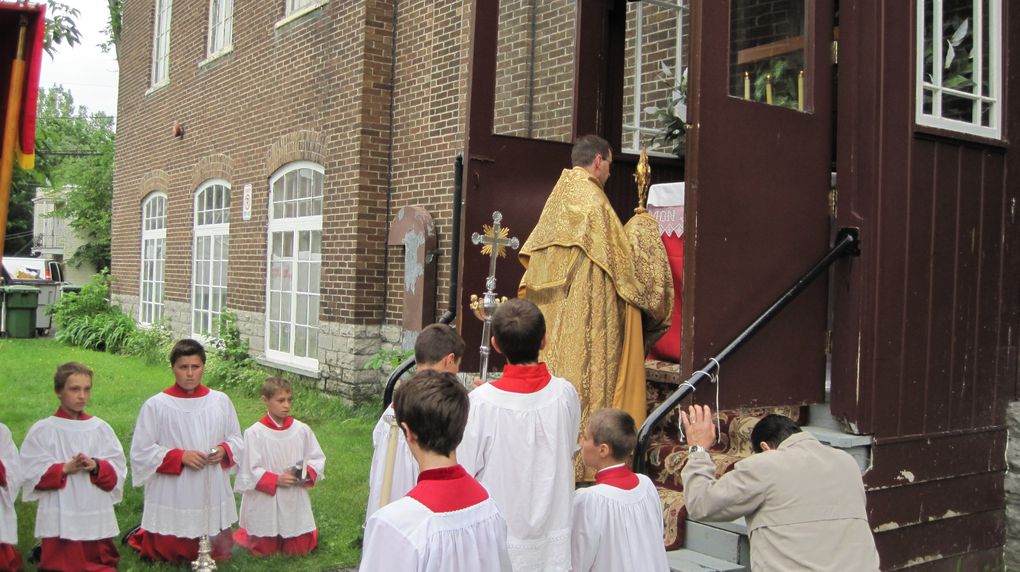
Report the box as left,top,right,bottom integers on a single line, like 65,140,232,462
471,211,520,383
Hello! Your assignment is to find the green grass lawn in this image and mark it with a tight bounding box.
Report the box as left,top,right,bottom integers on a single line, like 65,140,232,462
0,338,377,571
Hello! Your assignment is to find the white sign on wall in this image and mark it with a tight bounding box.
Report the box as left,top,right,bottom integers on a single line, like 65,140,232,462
242,183,253,221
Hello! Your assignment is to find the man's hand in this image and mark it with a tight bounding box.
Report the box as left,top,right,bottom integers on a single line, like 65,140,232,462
207,446,226,465
182,450,209,470
680,404,716,449
81,456,98,473
277,472,300,488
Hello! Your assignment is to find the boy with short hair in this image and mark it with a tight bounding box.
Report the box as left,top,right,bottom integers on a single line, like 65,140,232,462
234,377,326,556
0,422,21,572
19,362,127,572
128,339,244,563
361,370,511,570
570,408,669,572
457,298,581,571
365,323,465,520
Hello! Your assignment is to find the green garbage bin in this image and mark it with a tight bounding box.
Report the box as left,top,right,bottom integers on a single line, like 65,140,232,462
4,285,40,338
61,284,83,295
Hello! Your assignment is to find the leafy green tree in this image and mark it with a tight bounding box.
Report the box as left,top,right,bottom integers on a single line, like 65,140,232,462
6,87,114,268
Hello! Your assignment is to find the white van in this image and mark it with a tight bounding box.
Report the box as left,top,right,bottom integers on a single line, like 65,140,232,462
1,256,63,282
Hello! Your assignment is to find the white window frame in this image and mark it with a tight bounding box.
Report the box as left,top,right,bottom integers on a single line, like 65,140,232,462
207,0,233,58
623,0,686,157
192,181,230,340
139,193,167,326
151,0,173,87
265,162,323,371
915,0,1002,139
286,0,323,16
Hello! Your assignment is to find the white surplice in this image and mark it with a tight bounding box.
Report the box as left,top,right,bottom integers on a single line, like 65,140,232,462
365,404,418,521
570,473,670,572
130,390,243,537
457,375,581,572
361,496,511,572
235,418,325,538
19,416,126,541
0,423,20,545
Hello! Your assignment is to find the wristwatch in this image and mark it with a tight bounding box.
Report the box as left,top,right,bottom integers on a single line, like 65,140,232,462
688,445,708,454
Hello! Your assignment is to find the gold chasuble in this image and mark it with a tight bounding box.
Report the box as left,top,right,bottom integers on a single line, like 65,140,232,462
519,167,673,480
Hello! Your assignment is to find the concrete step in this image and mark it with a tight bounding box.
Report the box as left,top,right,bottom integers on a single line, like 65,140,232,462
667,548,747,572
684,517,750,567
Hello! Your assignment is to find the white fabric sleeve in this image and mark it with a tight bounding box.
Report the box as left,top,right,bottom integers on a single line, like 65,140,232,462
360,515,421,571
680,452,767,522
566,382,582,454
570,490,599,572
233,427,264,493
456,402,489,479
0,425,20,502
304,426,326,479
219,396,244,474
18,422,58,502
129,399,171,487
96,421,127,503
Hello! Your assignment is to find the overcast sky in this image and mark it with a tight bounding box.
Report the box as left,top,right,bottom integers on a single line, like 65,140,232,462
38,0,119,118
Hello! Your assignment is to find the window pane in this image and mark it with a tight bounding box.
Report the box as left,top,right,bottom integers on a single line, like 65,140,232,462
493,0,576,142
941,93,974,123
729,0,807,112
623,1,689,155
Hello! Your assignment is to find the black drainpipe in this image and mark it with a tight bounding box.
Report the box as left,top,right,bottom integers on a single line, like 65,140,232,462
382,0,399,316
438,154,463,325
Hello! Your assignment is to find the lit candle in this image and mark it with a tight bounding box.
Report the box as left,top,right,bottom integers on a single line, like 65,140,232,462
765,74,773,105
798,70,804,111
744,71,750,100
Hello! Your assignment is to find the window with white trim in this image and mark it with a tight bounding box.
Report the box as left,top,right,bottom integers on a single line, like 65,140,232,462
140,194,167,325
192,182,230,338
266,163,323,369
623,0,688,156
916,0,1002,139
207,0,233,57
286,0,320,16
151,0,173,86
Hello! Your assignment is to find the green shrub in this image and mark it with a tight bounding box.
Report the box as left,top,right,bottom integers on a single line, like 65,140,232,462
204,311,265,395
50,270,139,353
123,319,174,364
49,271,116,329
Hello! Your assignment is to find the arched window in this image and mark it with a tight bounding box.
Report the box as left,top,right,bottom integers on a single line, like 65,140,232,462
265,162,323,369
140,193,167,325
193,181,230,338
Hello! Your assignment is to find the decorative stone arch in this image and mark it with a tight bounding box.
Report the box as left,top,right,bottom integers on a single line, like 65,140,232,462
265,130,326,175
190,153,234,190
138,169,170,205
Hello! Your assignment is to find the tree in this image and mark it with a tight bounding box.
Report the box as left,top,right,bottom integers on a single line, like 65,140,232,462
41,0,122,58
6,87,114,268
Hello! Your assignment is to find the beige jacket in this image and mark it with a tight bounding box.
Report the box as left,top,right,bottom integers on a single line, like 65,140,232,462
681,431,880,571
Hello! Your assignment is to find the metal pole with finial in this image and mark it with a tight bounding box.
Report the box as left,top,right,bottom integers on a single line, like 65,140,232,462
470,211,519,383
192,452,218,571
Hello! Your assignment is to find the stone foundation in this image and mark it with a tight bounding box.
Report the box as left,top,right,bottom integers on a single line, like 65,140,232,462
1006,402,1020,569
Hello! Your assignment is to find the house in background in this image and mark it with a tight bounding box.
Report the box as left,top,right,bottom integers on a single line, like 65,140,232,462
110,0,1019,568
32,186,99,285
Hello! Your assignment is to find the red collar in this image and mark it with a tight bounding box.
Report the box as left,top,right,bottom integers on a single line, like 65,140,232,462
259,414,294,431
491,363,551,393
407,464,489,512
594,464,639,490
163,383,210,398
54,407,91,421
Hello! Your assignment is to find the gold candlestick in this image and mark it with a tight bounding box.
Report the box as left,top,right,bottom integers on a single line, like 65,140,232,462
765,74,773,105
744,71,750,100
797,70,804,111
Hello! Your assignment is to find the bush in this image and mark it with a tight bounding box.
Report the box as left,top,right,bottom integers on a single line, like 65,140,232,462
123,319,174,364
51,271,138,353
203,311,265,396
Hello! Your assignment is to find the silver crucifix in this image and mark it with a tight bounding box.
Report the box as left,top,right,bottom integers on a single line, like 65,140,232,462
471,211,520,383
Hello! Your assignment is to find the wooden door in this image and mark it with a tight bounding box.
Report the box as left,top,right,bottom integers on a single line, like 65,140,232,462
683,0,835,405
460,0,614,370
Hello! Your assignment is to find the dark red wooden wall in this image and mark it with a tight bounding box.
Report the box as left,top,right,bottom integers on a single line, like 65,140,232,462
832,1,1019,568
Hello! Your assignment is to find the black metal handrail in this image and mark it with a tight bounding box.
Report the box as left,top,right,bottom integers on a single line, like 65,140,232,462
382,155,464,410
632,227,860,473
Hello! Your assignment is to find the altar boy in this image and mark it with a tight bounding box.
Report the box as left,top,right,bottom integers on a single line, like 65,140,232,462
365,323,465,520
19,362,127,571
361,370,511,571
234,377,326,556
570,408,669,572
457,298,581,571
0,423,21,572
128,339,244,563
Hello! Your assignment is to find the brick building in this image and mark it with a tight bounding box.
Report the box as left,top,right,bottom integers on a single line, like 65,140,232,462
110,0,679,399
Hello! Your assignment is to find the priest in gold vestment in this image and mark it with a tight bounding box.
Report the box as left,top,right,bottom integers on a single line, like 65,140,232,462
519,135,673,480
